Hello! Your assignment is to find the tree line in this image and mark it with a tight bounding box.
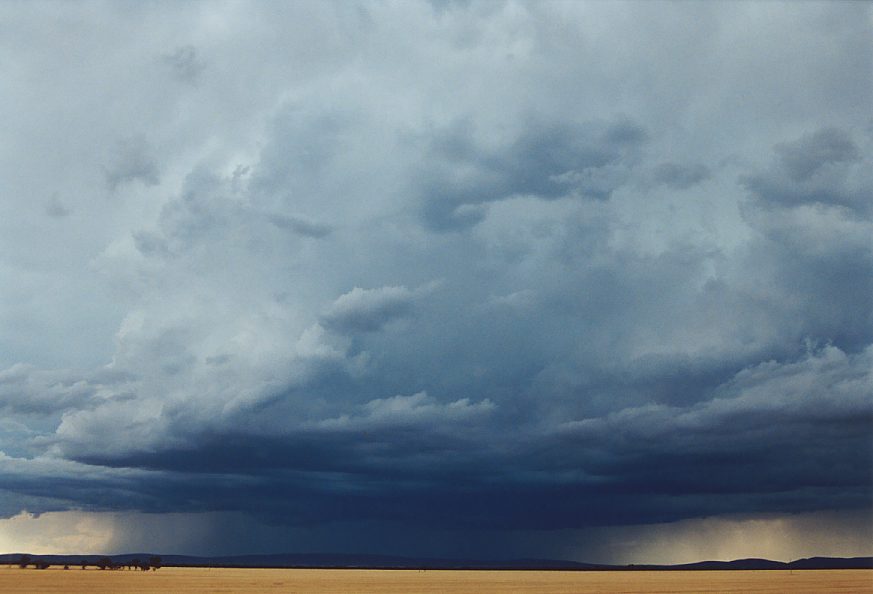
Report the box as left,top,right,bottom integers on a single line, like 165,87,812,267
16,554,162,571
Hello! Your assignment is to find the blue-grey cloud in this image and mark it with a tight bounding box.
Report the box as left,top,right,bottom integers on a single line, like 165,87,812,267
320,285,431,333
44,195,71,218
163,45,206,83
651,162,711,189
268,213,333,238
418,118,647,230
742,127,871,213
103,136,160,191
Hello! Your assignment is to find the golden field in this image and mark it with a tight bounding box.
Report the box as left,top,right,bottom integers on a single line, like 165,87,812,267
1,566,871,593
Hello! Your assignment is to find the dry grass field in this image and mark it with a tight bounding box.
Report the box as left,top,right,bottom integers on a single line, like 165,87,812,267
1,566,871,593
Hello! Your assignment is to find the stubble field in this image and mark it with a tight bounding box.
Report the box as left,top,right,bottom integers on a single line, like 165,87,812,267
1,566,871,593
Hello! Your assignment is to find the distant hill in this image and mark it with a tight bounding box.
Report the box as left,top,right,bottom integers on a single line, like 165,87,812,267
629,557,873,570
1,552,871,570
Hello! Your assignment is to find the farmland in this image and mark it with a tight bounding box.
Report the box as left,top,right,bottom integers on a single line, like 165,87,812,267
1,566,871,593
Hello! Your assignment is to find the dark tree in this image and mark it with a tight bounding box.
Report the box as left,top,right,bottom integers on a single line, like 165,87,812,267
98,556,113,570
36,560,50,570
149,555,162,571
17,554,31,569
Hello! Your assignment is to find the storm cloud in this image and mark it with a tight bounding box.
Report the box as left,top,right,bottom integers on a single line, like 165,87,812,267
0,1,871,562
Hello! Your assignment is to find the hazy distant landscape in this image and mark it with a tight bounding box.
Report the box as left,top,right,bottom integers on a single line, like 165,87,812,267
2,566,872,594
3,551,873,593
2,552,872,571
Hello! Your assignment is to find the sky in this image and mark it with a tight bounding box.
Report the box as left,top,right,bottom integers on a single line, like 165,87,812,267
0,0,871,565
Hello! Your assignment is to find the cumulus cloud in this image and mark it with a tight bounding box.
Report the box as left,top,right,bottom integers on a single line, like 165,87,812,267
557,346,873,506
315,391,495,430
418,118,647,230
0,451,173,517
0,364,134,418
742,127,872,213
776,127,860,181
320,285,429,333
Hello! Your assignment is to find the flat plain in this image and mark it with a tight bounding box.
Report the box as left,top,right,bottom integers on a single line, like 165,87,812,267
1,566,871,593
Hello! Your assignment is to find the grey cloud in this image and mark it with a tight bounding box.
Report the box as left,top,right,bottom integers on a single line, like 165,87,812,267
651,162,711,189
320,285,424,333
0,364,119,417
103,136,160,191
131,167,317,261
603,119,649,146
132,230,170,257
313,391,495,431
742,127,872,213
0,452,237,517
44,316,361,464
37,344,870,532
248,108,355,207
19,138,872,535
736,189,873,353
562,346,873,441
44,195,71,218
268,213,333,238
163,45,206,83
428,0,472,15
418,118,647,230
776,128,859,181
555,346,873,501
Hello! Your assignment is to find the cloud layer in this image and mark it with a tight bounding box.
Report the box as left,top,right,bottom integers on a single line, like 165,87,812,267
0,1,871,561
